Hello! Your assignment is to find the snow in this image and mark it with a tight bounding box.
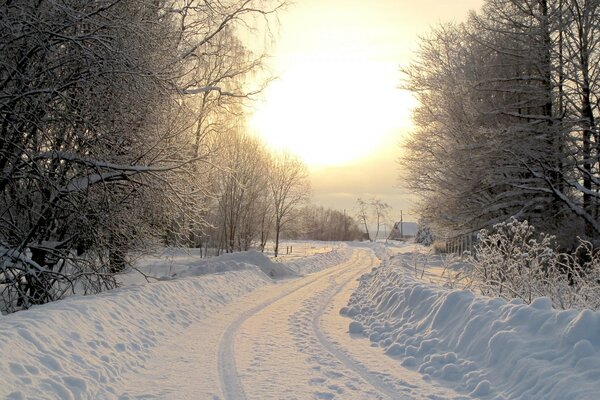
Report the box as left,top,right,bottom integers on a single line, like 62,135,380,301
120,242,352,286
342,250,600,399
0,242,352,399
0,270,268,399
3,240,599,399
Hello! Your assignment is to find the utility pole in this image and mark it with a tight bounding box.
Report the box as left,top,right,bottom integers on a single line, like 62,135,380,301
400,210,403,239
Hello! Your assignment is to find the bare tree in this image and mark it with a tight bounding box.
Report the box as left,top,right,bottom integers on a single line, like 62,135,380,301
356,198,372,241
269,153,311,257
371,198,391,241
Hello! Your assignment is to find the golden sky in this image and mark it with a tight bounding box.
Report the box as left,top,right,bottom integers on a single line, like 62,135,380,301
249,0,483,221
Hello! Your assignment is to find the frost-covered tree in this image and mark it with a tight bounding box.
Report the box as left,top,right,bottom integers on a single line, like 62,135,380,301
288,205,363,241
415,224,435,247
551,0,600,237
400,0,600,247
269,153,311,257
0,0,283,312
213,127,272,253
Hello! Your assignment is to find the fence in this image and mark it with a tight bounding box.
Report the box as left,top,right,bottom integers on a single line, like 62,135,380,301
445,232,478,255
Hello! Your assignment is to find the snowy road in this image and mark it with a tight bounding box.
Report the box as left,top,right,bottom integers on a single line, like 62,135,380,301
4,245,599,399
115,248,464,400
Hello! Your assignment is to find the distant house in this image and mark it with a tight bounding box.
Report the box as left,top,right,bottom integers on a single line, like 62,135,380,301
388,221,417,239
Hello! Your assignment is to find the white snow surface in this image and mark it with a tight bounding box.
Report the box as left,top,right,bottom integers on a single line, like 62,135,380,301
4,240,599,399
342,251,600,399
119,242,352,285
0,243,352,399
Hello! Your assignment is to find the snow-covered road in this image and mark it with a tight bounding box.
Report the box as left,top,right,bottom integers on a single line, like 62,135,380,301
113,248,462,400
4,243,598,399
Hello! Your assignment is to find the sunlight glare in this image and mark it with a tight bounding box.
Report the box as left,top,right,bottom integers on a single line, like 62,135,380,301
250,53,415,167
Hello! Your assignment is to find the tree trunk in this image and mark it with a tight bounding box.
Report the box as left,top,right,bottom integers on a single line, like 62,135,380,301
274,219,281,257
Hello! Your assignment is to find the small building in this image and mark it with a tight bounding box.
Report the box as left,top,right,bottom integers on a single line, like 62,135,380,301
388,221,418,240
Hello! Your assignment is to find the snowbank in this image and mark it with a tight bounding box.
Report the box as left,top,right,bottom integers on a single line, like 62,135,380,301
121,243,353,285
119,249,296,286
0,244,349,399
0,271,269,399
286,242,353,275
342,254,600,399
165,250,298,279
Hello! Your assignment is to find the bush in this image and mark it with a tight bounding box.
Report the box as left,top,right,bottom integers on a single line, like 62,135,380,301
415,224,434,246
467,219,600,310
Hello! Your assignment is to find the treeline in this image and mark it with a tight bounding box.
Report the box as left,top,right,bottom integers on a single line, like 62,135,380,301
0,0,302,312
401,0,600,248
284,205,365,242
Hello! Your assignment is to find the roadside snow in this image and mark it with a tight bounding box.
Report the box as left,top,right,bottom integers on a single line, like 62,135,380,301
0,270,269,400
119,242,352,286
342,252,600,399
0,242,352,399
286,243,353,275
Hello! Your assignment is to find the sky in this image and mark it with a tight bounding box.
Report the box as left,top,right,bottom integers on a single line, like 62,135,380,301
249,0,483,222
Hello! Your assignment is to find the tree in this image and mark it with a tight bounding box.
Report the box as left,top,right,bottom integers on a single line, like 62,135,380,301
400,0,600,247
268,153,311,257
371,198,391,241
0,0,284,312
550,0,600,237
291,205,363,241
356,198,372,241
213,126,272,253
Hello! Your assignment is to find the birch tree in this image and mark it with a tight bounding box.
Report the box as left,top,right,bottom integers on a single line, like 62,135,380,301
356,198,372,241
371,199,391,241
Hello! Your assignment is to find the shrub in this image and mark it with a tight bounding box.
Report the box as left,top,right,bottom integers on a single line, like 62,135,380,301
467,219,600,310
415,224,435,246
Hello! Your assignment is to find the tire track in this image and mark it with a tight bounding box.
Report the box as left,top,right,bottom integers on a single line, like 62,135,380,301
218,250,364,400
310,253,400,399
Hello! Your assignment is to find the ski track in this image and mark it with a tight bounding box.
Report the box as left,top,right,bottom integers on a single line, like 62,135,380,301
309,255,401,399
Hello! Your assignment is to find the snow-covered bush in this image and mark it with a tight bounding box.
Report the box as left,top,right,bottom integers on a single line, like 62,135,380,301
468,219,600,310
415,224,434,246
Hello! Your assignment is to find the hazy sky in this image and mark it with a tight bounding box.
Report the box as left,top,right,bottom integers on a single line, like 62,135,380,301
250,0,483,222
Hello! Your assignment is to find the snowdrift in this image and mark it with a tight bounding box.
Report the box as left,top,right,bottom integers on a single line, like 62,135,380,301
342,255,600,399
0,243,353,399
0,271,269,399
119,249,296,285
286,243,353,275
121,243,354,285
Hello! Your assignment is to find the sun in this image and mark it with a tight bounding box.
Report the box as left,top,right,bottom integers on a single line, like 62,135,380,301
249,52,415,167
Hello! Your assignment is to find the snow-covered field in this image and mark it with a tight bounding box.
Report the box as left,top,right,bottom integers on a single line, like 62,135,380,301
342,248,600,399
2,241,599,399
